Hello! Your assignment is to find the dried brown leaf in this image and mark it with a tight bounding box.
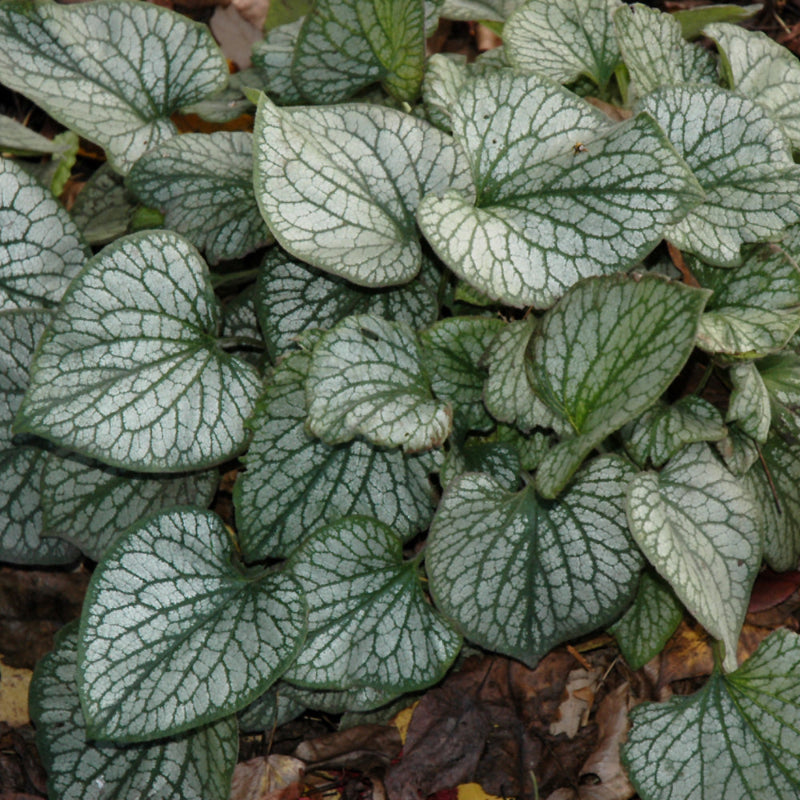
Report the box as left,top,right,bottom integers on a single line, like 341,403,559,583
229,754,305,800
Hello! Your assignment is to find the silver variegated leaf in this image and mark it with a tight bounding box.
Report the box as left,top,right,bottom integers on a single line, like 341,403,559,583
417,71,703,308
623,629,800,800
31,623,239,800
1,156,89,311
255,248,439,362
626,443,762,673
126,132,271,265
528,274,709,497
427,456,642,667
639,85,800,265
505,0,622,89
234,351,436,560
706,22,800,149
254,96,469,287
614,4,717,97
420,316,504,432
41,452,219,562
727,361,770,443
78,509,306,742
14,231,262,472
286,516,461,693
624,397,727,468
292,0,425,102
306,314,453,452
0,0,228,173
692,235,800,357
608,569,683,671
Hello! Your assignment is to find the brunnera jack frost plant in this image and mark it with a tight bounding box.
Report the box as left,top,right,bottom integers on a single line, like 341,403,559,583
3,0,800,796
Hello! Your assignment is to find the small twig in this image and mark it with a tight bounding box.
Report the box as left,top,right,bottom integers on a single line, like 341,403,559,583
666,241,702,288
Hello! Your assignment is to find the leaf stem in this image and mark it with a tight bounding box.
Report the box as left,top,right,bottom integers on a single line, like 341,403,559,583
211,268,259,289
217,335,265,351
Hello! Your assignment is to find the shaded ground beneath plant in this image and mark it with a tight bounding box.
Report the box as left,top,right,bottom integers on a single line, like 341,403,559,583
5,1,800,798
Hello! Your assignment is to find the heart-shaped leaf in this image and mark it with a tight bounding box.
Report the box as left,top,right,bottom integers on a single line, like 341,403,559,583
706,22,800,149
626,443,762,672
41,453,219,562
608,569,683,670
254,96,469,287
527,274,709,497
692,235,800,357
427,456,642,667
78,508,306,742
623,629,800,799
292,0,426,102
1,157,89,312
285,515,461,693
639,85,800,265
14,231,262,472
505,0,622,89
0,0,227,173
255,248,439,362
31,623,238,800
417,71,704,308
126,132,271,265
234,351,436,560
614,4,717,98
306,313,453,452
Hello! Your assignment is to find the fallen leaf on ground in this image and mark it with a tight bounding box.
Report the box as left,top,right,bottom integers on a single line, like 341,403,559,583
0,660,31,727
550,668,603,739
293,723,401,777
229,754,305,800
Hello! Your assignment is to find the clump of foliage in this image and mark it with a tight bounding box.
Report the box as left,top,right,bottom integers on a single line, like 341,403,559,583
3,0,800,796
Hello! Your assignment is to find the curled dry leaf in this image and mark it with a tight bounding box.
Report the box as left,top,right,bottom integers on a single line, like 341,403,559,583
229,755,305,800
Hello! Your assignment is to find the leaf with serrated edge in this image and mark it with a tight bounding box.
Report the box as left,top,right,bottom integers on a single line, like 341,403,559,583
528,274,709,497
255,248,438,362
1,157,89,312
306,314,452,452
417,71,704,309
609,569,683,670
254,96,469,288
0,0,227,174
639,85,800,266
706,22,800,150
41,452,218,562
14,231,262,472
505,0,622,88
78,508,306,742
286,516,460,692
744,429,800,571
234,351,436,560
623,629,800,799
427,456,642,667
692,237,800,357
292,0,425,102
126,132,271,265
31,623,238,800
727,361,770,443
626,443,762,673
624,397,727,468
420,316,504,432
614,4,717,97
